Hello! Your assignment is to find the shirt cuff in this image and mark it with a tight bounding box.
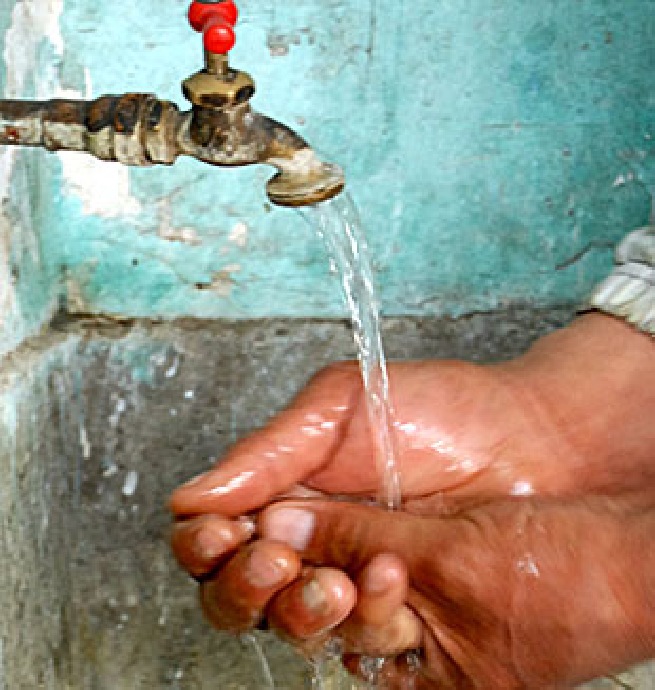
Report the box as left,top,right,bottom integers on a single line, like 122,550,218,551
587,226,655,336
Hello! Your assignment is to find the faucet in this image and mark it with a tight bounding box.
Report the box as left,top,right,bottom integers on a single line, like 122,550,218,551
0,0,344,207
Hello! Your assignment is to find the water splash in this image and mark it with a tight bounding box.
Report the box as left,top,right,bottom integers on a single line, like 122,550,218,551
240,634,276,689
309,638,351,689
359,655,386,688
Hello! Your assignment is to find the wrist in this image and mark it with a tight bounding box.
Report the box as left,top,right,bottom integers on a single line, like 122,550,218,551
622,508,655,663
505,312,655,496
515,501,655,685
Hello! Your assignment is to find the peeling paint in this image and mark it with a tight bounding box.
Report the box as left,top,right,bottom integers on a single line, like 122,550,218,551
157,199,200,245
55,70,142,219
64,276,90,313
0,0,66,353
60,154,143,218
228,221,249,248
1,0,654,324
198,264,242,297
0,216,18,333
267,31,304,58
4,2,140,220
613,172,636,188
4,0,64,98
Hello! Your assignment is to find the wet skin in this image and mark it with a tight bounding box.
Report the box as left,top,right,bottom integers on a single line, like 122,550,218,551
170,314,655,688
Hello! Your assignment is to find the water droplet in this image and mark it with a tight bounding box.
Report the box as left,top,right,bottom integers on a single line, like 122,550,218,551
122,470,139,497
517,554,540,577
511,480,535,497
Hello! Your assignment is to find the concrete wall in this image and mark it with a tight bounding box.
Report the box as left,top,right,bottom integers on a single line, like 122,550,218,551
0,1,654,688
7,311,655,690
0,1,65,357
0,0,652,332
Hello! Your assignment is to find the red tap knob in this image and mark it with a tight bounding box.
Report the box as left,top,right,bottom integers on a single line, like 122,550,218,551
189,0,238,54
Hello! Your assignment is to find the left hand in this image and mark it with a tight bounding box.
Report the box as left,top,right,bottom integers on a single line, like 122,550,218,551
172,492,655,688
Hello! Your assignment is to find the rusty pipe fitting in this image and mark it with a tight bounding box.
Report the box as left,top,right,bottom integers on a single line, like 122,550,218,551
0,92,344,207
0,95,180,165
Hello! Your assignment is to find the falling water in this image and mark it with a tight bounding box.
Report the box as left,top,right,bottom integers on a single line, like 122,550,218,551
302,193,404,688
305,193,402,511
240,634,276,689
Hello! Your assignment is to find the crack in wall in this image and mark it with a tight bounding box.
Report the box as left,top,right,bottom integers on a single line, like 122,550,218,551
554,241,615,271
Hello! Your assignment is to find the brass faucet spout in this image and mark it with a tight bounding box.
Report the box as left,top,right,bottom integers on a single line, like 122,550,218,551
177,104,344,206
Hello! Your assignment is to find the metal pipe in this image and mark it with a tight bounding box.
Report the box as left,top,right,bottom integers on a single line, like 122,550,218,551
0,94,344,206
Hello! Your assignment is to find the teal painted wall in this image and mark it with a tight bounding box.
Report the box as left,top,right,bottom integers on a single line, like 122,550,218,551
2,0,654,322
0,2,62,357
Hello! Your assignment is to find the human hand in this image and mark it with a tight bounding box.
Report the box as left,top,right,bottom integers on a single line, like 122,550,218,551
171,314,655,523
172,494,655,688
169,313,655,686
261,493,655,688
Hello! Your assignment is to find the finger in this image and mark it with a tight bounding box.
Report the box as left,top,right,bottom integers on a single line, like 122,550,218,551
355,553,408,626
171,515,255,579
334,554,422,657
259,500,436,574
268,568,356,645
200,539,301,633
169,362,361,518
340,605,423,657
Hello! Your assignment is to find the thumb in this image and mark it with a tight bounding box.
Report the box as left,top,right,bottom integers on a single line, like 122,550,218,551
170,362,361,518
259,500,434,573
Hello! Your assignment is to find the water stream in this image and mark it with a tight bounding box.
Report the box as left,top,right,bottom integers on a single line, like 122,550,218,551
302,192,403,687
305,193,402,511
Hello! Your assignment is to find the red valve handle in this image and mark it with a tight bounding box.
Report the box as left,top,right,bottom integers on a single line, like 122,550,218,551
188,0,238,54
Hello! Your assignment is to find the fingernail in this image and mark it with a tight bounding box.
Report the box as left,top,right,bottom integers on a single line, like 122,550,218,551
237,516,257,537
194,526,223,561
363,567,392,594
263,508,315,551
302,578,327,613
246,549,285,588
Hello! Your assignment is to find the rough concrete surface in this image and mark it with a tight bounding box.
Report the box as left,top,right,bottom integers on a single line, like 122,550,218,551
1,311,654,688
0,1,653,687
